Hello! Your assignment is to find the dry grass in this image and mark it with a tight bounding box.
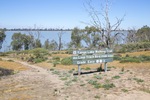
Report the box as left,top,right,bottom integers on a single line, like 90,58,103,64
36,51,150,70
121,51,150,57
0,60,28,71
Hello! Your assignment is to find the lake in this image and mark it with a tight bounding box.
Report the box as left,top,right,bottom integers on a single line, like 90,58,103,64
1,30,128,52
1,31,71,52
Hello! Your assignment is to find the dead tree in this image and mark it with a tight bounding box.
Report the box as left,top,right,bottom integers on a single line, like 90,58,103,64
84,0,125,48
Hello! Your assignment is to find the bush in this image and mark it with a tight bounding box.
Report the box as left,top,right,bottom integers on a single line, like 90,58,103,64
61,57,72,65
52,56,60,61
0,67,14,77
28,48,49,63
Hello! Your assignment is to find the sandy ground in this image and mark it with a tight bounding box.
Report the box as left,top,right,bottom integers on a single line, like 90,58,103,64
0,58,150,100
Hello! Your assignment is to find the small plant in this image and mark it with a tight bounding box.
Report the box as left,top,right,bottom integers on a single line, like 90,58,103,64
97,66,103,71
88,80,102,89
94,95,100,99
61,57,72,65
88,80,97,85
52,71,60,75
7,59,14,62
121,89,128,92
140,88,150,94
80,84,85,86
133,78,144,83
60,77,68,81
68,69,73,73
65,80,72,86
112,75,120,79
102,83,115,90
50,68,55,71
121,67,124,72
72,77,78,82
94,75,102,79
85,67,91,70
52,56,60,61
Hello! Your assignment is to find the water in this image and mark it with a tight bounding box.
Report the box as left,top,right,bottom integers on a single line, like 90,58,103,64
1,31,71,52
1,30,128,52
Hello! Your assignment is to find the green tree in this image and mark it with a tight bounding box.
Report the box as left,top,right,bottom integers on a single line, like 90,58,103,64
44,39,50,50
11,32,23,50
35,39,42,48
82,26,101,48
136,25,150,42
22,34,33,50
71,27,82,48
49,40,58,50
0,29,6,49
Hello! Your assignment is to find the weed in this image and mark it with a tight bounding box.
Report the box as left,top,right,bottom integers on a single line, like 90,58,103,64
94,75,102,79
102,83,115,90
60,77,68,81
97,66,103,71
65,80,72,86
80,84,85,86
7,59,14,62
68,70,73,73
94,83,103,89
88,80,97,85
52,71,60,75
85,67,91,70
121,89,128,92
72,77,78,82
121,67,124,72
140,88,150,94
133,78,144,83
50,68,54,71
94,95,100,99
112,75,120,79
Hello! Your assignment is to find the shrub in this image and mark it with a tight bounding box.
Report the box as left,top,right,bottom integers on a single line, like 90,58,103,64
61,57,72,65
0,67,14,76
52,56,60,61
29,48,49,63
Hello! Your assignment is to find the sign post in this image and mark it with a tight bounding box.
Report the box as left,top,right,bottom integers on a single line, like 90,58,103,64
78,64,81,75
72,48,113,75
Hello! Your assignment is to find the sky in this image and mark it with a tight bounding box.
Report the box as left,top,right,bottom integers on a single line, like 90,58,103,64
0,0,150,30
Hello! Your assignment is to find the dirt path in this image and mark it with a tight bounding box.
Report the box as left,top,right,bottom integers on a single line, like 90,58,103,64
0,58,65,100
0,58,150,100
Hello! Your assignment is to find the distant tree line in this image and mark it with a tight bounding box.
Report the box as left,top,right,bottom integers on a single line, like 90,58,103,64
0,25,150,52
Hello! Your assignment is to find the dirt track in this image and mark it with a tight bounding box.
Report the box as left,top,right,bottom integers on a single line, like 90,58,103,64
0,58,150,100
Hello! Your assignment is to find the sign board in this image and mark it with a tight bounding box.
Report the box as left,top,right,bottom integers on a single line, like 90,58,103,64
72,48,113,74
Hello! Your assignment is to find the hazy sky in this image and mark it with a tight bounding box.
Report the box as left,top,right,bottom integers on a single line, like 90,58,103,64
0,0,150,29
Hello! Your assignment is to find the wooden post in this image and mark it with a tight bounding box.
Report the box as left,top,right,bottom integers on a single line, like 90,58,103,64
78,64,81,75
104,62,107,72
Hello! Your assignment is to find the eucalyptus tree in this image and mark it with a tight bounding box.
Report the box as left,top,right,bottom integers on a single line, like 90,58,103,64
82,26,101,48
71,27,82,49
11,32,23,50
0,29,6,49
